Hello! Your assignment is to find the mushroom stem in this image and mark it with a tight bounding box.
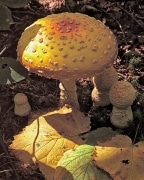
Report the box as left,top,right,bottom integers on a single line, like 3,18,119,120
110,106,133,128
91,66,118,107
59,79,79,109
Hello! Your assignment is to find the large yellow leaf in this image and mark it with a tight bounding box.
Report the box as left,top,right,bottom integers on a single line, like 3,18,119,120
93,135,144,180
10,106,90,180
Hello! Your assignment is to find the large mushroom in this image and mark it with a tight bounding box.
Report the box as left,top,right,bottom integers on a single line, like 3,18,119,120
17,12,117,109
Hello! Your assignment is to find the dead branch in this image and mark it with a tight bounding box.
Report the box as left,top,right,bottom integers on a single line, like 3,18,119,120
117,3,144,30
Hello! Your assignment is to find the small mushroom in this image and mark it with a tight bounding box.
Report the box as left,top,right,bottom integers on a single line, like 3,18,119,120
109,81,136,128
14,93,31,116
17,12,117,109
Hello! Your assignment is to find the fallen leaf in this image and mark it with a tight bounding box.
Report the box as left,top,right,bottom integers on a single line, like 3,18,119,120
0,5,13,30
86,127,119,145
54,144,112,180
0,0,30,8
94,135,144,180
97,135,132,147
10,106,90,179
0,57,28,84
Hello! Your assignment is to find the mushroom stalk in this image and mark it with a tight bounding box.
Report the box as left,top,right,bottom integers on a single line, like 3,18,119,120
110,106,133,128
91,66,118,107
59,79,79,109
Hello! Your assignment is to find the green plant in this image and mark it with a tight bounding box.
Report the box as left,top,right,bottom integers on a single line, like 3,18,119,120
0,57,28,84
0,1,30,84
128,56,142,70
138,133,144,141
0,0,31,30
133,108,143,120
130,77,140,88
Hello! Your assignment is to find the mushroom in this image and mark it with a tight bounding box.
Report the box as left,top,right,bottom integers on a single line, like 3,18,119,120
17,12,117,109
91,66,118,107
14,93,31,116
109,81,136,128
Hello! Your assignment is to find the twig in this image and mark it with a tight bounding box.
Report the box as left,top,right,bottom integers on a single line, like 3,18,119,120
65,0,74,12
117,72,126,79
95,5,128,45
0,47,8,56
117,3,144,30
2,104,14,118
135,14,144,20
132,124,140,144
0,132,20,180
12,10,46,17
80,5,97,13
110,16,128,45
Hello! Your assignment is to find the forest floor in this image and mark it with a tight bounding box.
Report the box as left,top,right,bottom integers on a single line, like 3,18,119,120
0,0,144,179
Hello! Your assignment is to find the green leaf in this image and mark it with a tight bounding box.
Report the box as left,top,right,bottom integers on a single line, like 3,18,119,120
54,144,112,180
0,0,30,8
0,5,13,30
0,57,28,84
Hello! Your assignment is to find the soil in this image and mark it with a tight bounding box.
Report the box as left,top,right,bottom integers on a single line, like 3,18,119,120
0,0,144,179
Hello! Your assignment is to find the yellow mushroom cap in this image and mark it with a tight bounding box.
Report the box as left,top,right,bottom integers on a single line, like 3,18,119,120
109,81,136,108
17,12,118,79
